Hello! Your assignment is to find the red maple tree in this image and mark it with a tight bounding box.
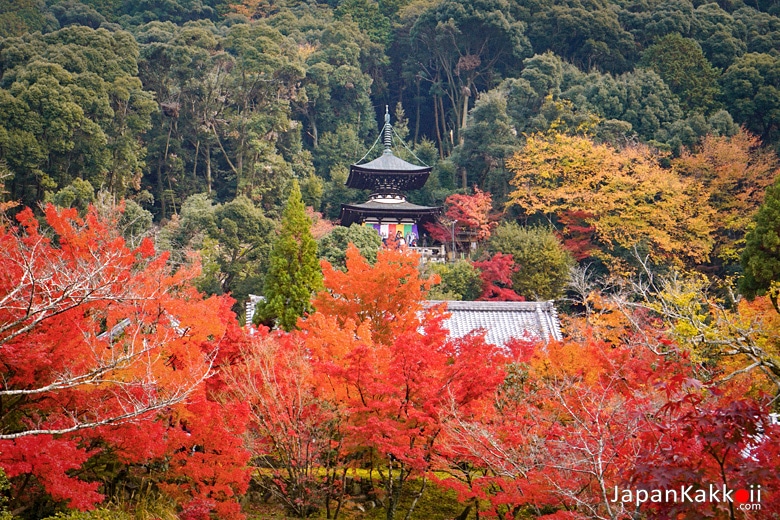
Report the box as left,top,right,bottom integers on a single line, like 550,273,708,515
473,252,524,301
221,329,340,518
436,312,780,519
0,205,250,515
426,187,498,246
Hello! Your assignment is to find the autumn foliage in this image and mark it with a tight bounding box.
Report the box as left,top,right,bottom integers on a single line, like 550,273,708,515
473,252,524,301
674,128,779,264
313,244,438,344
227,246,505,519
437,318,780,519
307,246,507,519
507,133,715,272
3,206,779,520
0,205,250,517
426,187,497,246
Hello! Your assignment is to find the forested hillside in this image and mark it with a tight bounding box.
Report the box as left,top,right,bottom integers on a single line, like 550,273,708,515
3,0,780,207
2,0,780,519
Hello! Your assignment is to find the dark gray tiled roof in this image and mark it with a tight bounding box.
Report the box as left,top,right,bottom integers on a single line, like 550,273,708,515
427,300,563,346
339,200,442,226
355,149,431,173
342,200,442,212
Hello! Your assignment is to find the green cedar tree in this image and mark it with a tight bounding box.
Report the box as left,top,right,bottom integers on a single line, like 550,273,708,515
259,179,323,330
741,174,780,313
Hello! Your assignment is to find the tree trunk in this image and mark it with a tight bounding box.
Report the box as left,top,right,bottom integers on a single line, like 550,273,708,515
332,467,347,519
204,142,212,194
237,136,244,197
402,477,426,520
311,116,319,148
192,139,199,181
439,96,450,154
454,504,472,520
460,84,470,146
414,80,421,145
156,119,174,220
433,95,444,159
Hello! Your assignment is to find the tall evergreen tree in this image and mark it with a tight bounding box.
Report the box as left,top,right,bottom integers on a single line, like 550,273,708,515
741,174,780,313
258,179,322,331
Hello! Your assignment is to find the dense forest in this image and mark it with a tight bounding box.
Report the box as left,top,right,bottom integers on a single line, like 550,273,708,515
2,0,780,518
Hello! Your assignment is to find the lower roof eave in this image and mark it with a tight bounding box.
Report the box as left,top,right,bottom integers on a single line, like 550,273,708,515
339,204,442,227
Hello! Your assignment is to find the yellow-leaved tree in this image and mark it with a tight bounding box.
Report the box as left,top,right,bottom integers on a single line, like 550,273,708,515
506,132,715,273
673,128,779,266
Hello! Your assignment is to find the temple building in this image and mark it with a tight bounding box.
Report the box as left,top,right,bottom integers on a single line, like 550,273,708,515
339,108,442,246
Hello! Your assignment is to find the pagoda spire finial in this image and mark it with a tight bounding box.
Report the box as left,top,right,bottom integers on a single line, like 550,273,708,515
383,105,392,151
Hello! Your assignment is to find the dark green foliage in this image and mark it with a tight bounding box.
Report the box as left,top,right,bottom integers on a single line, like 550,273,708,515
426,260,483,301
0,25,155,205
258,179,322,330
407,0,530,152
158,193,275,310
0,0,58,37
50,1,107,29
489,223,574,301
595,69,683,143
451,89,519,199
619,0,695,46
741,175,780,312
734,6,780,54
336,0,391,44
282,12,381,162
48,178,96,212
317,224,381,270
691,2,746,69
114,198,153,247
134,19,309,217
320,164,362,219
314,125,367,181
2,0,780,238
721,52,780,142
641,33,721,114
525,0,637,74
488,51,728,152
203,194,276,303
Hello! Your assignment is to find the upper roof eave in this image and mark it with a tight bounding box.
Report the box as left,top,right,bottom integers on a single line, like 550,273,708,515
352,150,431,174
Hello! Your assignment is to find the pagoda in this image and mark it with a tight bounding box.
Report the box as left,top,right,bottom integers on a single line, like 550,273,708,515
339,108,442,245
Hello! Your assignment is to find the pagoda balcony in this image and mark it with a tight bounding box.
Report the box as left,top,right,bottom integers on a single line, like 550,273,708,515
408,245,446,263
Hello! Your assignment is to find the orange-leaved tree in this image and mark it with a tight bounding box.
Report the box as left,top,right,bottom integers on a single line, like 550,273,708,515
506,132,715,273
673,128,779,267
0,205,249,514
312,244,439,345
305,245,505,520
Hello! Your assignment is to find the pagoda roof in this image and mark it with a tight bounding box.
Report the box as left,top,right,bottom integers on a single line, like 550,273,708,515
347,150,431,191
340,199,442,227
355,149,431,173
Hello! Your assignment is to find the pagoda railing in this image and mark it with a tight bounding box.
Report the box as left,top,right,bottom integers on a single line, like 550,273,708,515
408,245,446,263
